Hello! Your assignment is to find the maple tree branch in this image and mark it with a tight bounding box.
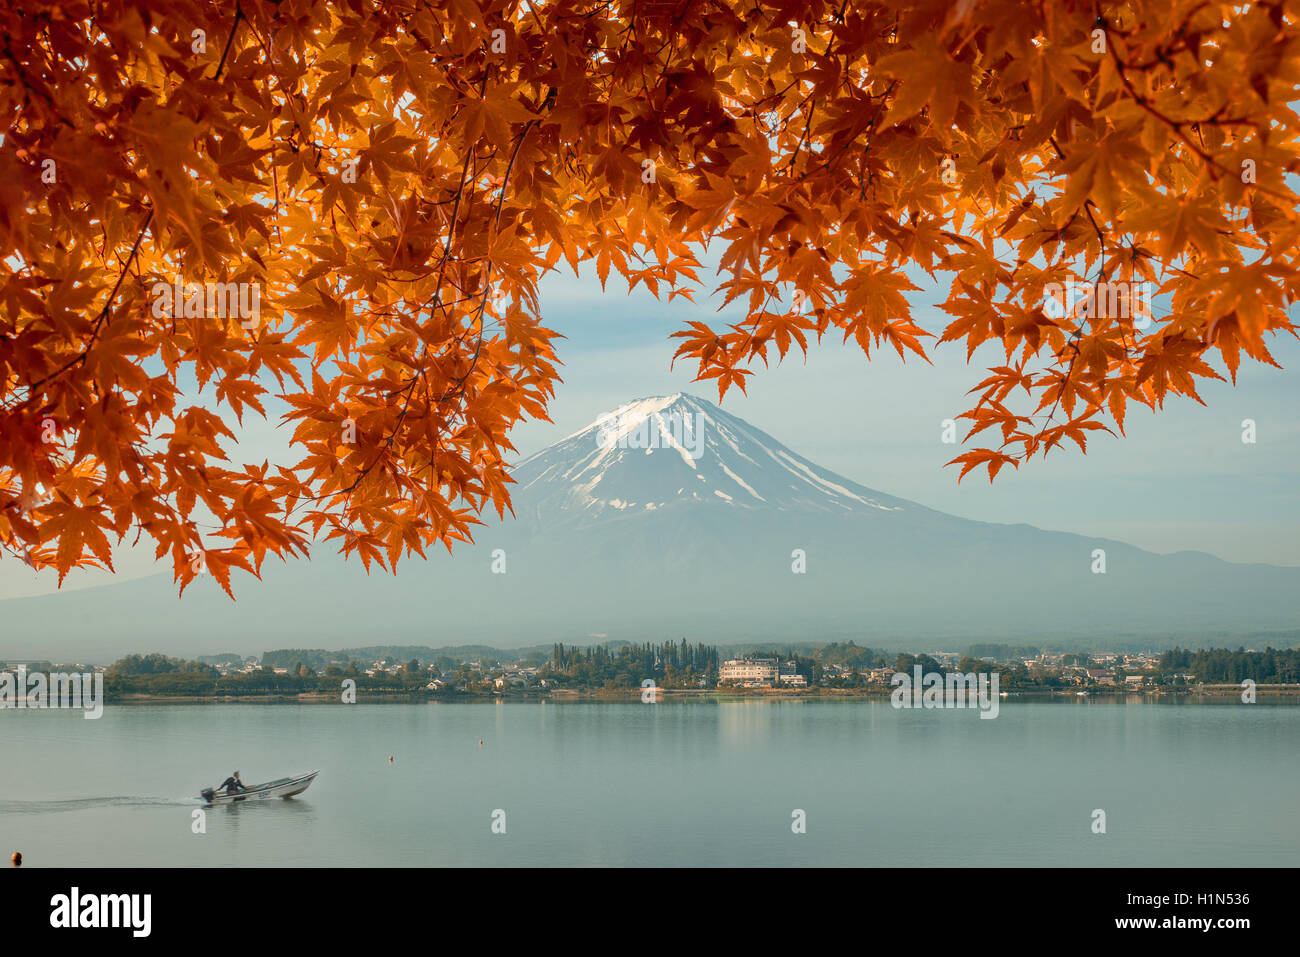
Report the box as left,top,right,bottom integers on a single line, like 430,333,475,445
1104,35,1295,204
806,80,896,181
309,72,502,509
213,5,245,81
434,118,539,407
2,38,76,130
782,97,818,175
3,208,154,414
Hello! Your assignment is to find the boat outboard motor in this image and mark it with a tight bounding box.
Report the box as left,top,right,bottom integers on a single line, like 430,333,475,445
200,787,215,802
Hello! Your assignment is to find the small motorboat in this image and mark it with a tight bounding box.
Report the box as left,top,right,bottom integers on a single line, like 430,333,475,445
200,770,319,804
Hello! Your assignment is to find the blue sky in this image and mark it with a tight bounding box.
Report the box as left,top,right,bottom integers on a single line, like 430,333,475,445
3,258,1297,599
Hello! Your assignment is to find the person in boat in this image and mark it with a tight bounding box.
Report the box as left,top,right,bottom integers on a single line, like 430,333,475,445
218,771,248,794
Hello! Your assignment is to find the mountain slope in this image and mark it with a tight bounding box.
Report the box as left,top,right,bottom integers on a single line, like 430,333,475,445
1,393,1296,660
511,393,914,523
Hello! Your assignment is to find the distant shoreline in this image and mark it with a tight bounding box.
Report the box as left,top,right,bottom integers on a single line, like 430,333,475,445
100,685,1300,704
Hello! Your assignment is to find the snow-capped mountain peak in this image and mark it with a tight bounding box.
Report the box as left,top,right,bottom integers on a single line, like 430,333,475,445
513,393,906,520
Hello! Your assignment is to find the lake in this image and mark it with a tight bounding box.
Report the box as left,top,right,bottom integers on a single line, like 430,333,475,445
1,697,1296,867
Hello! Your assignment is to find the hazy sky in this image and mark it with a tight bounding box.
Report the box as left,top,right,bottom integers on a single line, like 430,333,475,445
512,261,1300,568
3,259,1297,599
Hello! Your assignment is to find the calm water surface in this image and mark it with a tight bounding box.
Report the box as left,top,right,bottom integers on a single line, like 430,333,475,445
1,698,1296,866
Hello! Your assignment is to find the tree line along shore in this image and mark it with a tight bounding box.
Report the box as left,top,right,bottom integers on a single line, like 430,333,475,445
6,642,1299,701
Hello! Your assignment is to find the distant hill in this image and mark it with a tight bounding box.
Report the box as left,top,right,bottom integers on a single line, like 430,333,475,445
259,645,556,670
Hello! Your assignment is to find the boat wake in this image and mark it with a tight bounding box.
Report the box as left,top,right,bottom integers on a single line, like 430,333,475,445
0,796,194,814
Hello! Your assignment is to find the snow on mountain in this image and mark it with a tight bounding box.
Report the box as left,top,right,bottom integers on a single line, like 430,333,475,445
511,393,909,523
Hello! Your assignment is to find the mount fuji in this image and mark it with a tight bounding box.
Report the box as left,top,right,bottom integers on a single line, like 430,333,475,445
511,393,915,523
2,393,1297,660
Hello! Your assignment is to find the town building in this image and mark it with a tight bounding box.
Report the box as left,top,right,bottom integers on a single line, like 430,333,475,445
777,660,806,686
719,657,778,685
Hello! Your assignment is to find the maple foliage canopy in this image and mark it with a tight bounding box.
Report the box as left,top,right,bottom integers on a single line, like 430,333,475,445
2,0,1298,595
